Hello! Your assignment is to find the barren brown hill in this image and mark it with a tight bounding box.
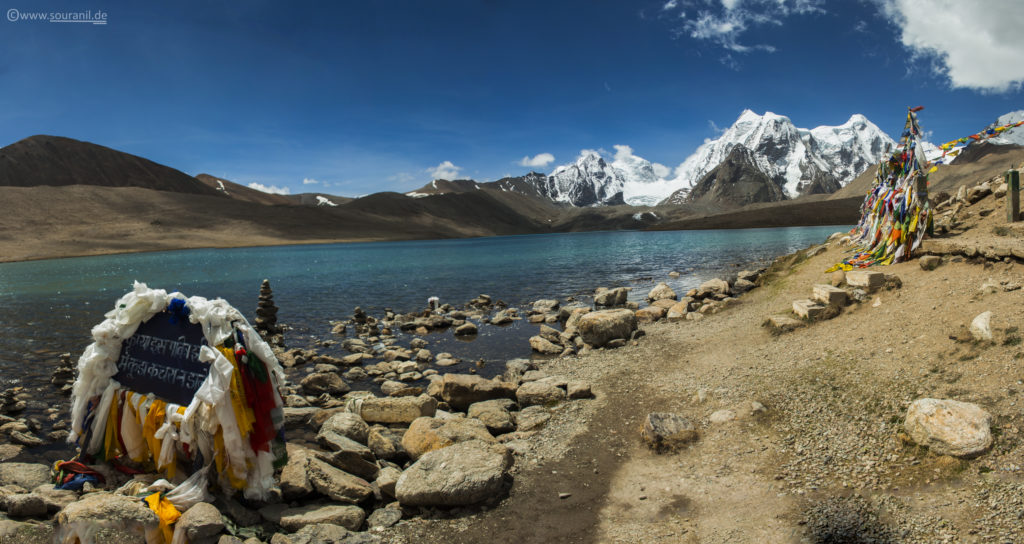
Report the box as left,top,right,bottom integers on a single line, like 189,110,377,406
831,143,1024,200
0,135,221,196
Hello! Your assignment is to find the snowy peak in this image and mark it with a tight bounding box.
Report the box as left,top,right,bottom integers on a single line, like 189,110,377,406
663,110,894,204
990,110,1024,146
542,150,626,206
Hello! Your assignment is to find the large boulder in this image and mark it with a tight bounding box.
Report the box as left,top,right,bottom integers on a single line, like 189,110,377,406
0,463,51,490
280,444,315,500
437,374,516,411
360,395,437,424
55,492,159,543
319,412,370,444
529,336,562,355
577,309,637,347
315,430,379,480
647,282,677,302
401,417,496,460
279,504,366,532
594,287,630,307
516,381,566,407
467,399,516,434
300,372,350,396
395,441,513,507
696,278,730,298
306,457,374,503
904,398,992,458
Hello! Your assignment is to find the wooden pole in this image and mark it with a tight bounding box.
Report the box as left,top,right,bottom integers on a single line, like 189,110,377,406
1006,169,1020,223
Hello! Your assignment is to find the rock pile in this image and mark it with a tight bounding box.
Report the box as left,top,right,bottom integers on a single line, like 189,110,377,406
255,279,284,347
50,352,75,396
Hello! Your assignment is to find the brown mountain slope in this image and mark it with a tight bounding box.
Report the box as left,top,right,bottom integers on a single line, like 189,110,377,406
0,135,221,196
831,143,1024,200
685,145,787,207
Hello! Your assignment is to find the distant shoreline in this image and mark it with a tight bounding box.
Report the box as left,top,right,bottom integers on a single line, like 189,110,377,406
0,221,856,265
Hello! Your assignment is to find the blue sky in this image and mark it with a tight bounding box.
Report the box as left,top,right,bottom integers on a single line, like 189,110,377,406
2,0,1023,196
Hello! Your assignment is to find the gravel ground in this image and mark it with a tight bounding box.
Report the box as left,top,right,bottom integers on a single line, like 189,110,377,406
384,187,1024,543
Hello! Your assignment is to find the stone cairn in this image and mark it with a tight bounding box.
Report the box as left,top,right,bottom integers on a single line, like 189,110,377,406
254,279,284,347
0,387,26,415
50,352,76,396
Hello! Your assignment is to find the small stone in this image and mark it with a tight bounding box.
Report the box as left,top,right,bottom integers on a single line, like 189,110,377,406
516,381,566,407
559,492,572,499
176,502,225,543
279,504,366,532
454,322,478,336
367,506,402,529
970,311,993,342
709,409,736,424
642,413,698,452
905,398,992,458
919,255,941,271
566,382,593,399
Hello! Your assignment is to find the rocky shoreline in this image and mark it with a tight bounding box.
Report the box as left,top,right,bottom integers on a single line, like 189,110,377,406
0,245,773,543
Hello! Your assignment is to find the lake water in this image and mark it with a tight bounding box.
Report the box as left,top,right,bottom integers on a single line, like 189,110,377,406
0,226,846,428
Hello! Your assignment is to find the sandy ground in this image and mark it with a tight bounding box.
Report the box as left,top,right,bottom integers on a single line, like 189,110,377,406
383,187,1024,543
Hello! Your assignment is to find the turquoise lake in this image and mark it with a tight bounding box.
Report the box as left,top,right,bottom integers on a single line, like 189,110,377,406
0,226,847,404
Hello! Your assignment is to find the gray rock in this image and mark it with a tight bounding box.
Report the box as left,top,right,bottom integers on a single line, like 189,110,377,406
176,502,224,543
515,406,551,431
731,278,756,294
280,444,315,500
218,536,244,544
283,406,321,428
576,309,637,347
367,506,402,529
314,433,379,481
532,299,560,313
970,311,993,341
395,441,513,506
375,466,402,498
642,413,698,452
647,282,677,301
319,412,371,444
454,322,478,336
360,395,437,424
438,374,516,411
31,485,77,512
905,398,992,458
5,494,46,518
300,372,351,396
566,382,593,399
307,457,373,503
697,278,730,298
529,335,562,355
0,464,50,491
467,399,516,434
593,286,630,307
516,381,566,407
279,504,366,532
919,255,941,271
367,427,407,461
55,492,159,542
709,409,737,424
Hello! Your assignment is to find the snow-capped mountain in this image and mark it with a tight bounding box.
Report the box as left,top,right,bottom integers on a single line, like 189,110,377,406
661,110,894,204
990,110,1024,146
531,110,895,208
540,150,626,206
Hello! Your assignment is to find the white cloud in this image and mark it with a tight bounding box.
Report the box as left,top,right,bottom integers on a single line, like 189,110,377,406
519,152,555,168
663,0,678,10
877,0,1024,92
248,182,291,195
302,178,320,185
428,160,462,180
612,144,635,162
708,119,727,135
667,0,823,56
652,162,671,178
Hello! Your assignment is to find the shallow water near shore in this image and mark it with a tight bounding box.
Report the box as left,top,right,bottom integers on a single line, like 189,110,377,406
0,226,845,459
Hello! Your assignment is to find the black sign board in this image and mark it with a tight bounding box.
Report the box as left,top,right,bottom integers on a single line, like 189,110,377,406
113,311,210,406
